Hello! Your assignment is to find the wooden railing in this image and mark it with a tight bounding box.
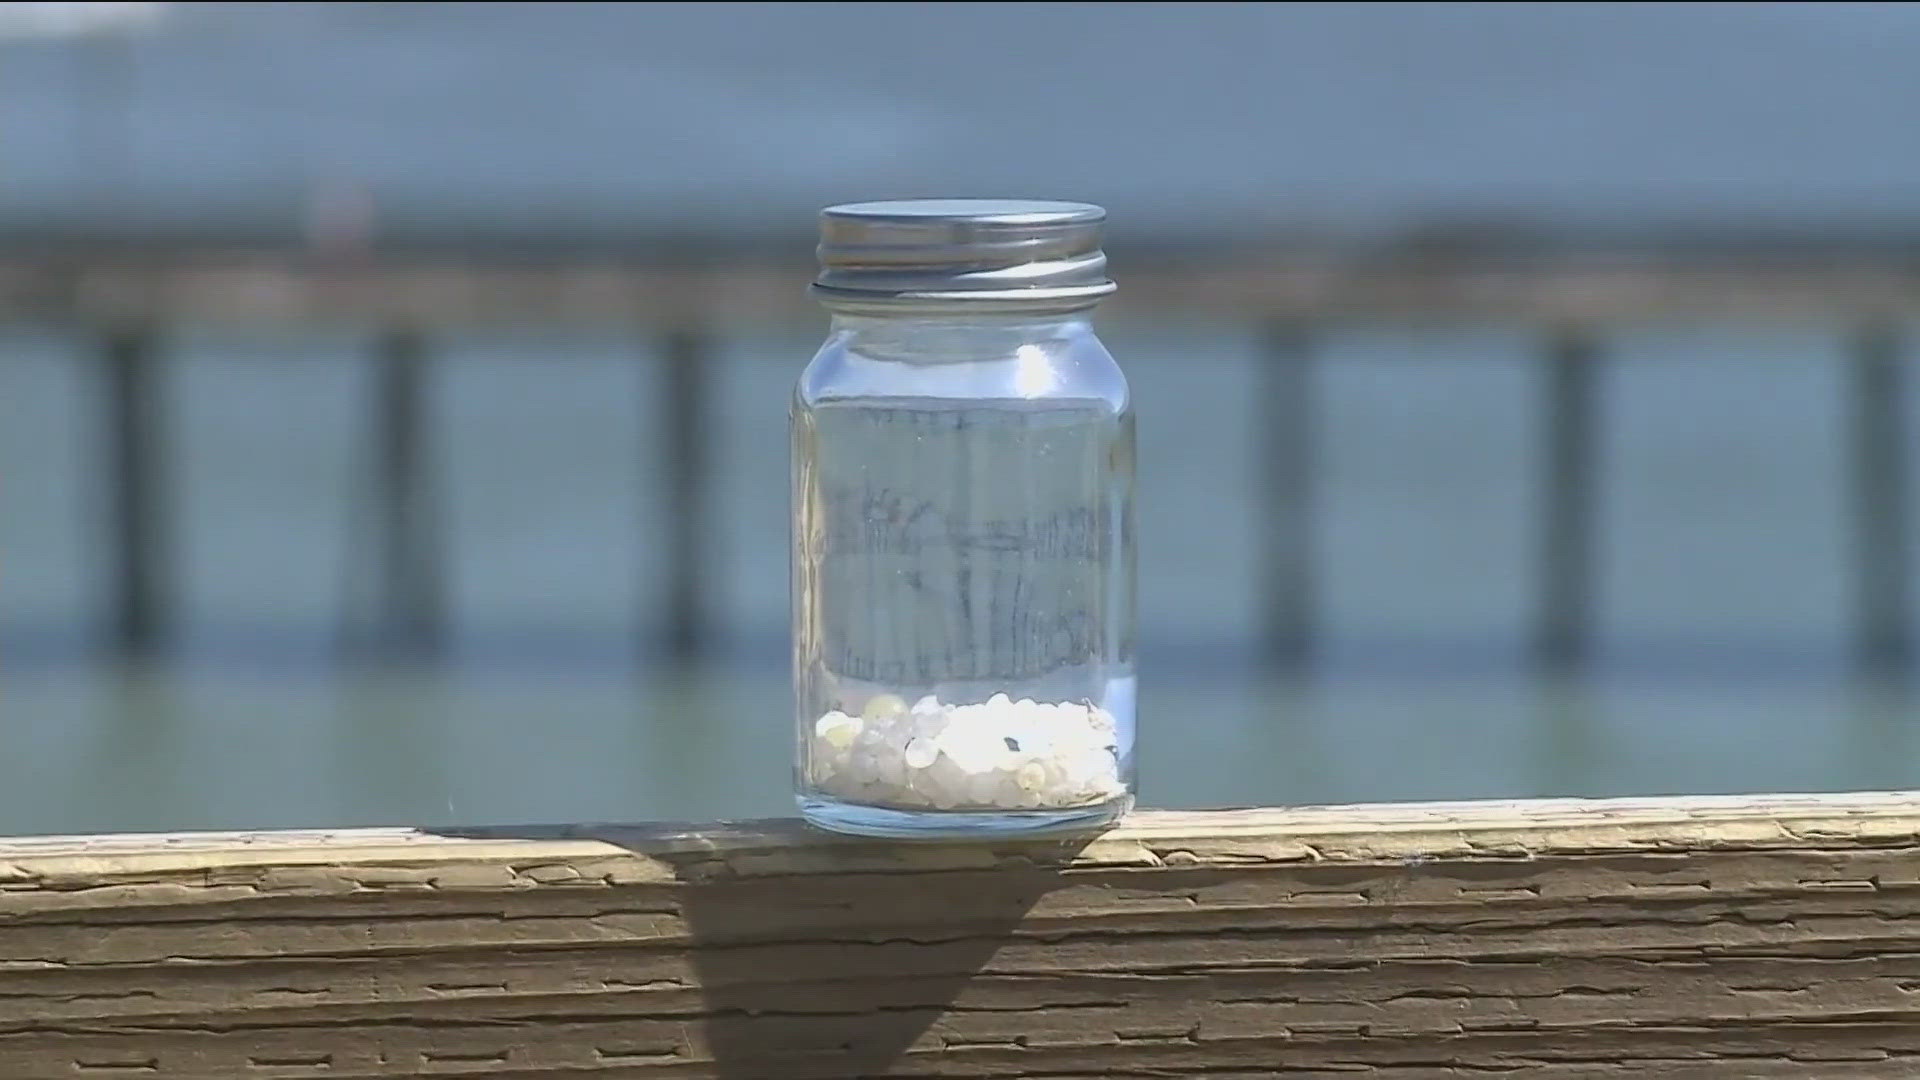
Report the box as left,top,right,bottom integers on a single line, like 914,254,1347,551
4,792,1918,1075
7,231,1917,670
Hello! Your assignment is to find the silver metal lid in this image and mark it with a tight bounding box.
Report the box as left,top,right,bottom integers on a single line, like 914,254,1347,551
813,199,1116,311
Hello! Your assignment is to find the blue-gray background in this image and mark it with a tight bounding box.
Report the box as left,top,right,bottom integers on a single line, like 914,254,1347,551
4,2,1919,834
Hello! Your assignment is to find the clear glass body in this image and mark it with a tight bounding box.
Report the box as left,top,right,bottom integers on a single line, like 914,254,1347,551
793,309,1136,837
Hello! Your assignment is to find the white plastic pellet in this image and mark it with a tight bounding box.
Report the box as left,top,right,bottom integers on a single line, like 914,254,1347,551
807,693,1123,812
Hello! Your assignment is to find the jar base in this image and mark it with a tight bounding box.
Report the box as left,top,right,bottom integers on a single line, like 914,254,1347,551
798,793,1133,840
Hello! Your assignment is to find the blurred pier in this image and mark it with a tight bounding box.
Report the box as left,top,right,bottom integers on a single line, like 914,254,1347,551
8,224,1918,673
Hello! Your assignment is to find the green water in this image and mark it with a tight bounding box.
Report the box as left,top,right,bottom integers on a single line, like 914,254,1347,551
1,668,1913,835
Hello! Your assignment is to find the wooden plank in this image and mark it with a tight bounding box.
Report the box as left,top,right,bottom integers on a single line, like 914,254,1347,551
2,794,1919,1076
10,256,1920,326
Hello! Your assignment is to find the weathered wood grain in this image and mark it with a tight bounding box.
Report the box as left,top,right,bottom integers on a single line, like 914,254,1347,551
2,793,1919,1077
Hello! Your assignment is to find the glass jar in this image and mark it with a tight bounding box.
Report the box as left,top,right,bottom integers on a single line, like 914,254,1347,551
792,200,1135,837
